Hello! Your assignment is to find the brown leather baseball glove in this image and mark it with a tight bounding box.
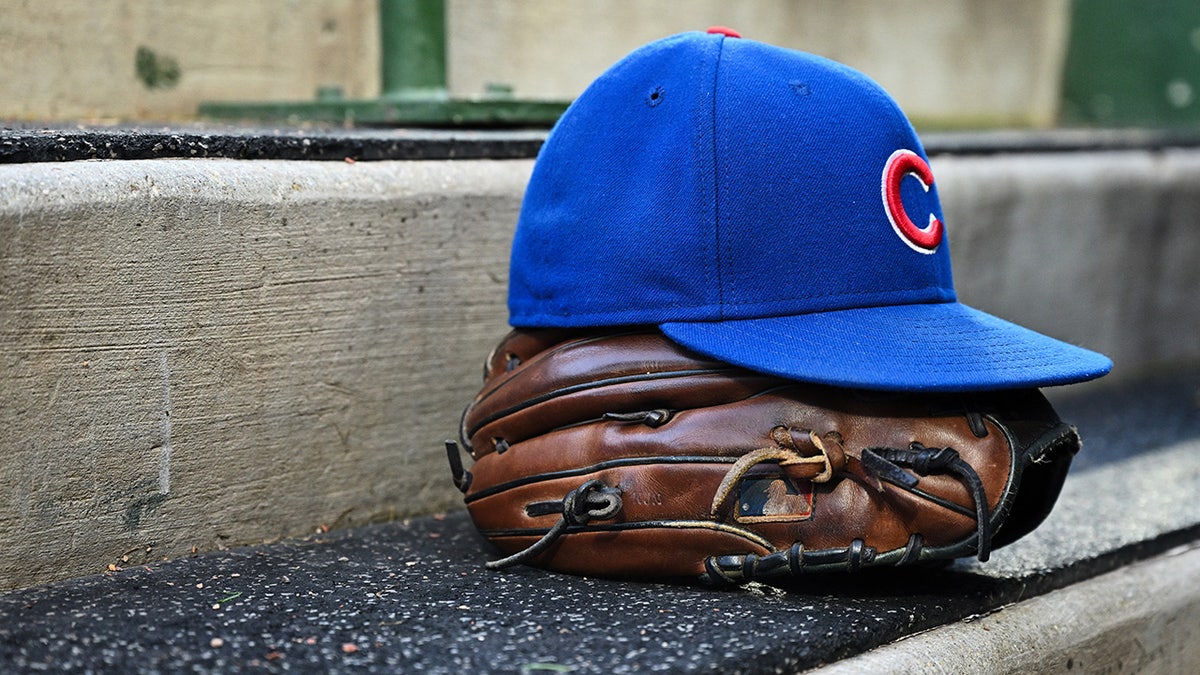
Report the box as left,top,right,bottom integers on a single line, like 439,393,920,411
446,329,1080,584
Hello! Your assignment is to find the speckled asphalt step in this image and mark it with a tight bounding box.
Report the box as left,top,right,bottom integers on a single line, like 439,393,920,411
1,369,1197,673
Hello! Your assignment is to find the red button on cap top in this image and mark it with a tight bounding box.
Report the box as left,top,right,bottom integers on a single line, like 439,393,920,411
706,26,741,38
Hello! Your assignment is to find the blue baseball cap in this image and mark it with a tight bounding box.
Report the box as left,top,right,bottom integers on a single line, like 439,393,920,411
507,29,1112,392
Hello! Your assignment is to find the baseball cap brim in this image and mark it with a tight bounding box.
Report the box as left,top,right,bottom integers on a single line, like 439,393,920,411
659,301,1113,392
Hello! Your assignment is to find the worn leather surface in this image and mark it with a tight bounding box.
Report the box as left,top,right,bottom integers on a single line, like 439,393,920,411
456,329,1079,581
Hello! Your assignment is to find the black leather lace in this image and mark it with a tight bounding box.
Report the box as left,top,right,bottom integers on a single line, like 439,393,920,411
485,480,623,570
861,442,994,562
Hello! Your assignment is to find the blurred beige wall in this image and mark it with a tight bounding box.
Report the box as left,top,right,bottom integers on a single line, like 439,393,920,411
1,0,1068,127
447,0,1070,128
0,0,380,121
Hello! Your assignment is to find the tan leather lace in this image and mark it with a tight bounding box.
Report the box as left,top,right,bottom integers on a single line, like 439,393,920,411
710,427,846,517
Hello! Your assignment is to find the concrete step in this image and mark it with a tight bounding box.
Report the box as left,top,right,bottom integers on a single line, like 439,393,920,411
2,129,1199,592
819,542,1200,674
0,367,1197,673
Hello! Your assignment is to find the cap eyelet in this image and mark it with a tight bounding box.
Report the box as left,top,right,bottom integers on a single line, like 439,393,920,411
645,86,665,108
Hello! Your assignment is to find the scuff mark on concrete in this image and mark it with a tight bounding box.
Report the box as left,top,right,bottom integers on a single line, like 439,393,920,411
158,349,172,495
124,492,169,532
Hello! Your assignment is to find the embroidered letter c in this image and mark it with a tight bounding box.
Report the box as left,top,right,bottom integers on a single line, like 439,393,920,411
882,149,943,254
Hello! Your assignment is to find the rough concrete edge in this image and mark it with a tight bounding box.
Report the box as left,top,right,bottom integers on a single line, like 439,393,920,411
0,157,531,592
812,541,1200,674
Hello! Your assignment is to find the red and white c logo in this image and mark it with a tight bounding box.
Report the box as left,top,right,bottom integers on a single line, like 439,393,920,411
882,149,942,254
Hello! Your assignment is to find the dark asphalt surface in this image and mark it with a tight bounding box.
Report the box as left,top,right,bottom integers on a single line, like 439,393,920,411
7,124,1200,164
0,125,549,163
1,370,1197,674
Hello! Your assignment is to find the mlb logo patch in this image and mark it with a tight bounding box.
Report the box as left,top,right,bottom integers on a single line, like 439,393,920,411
736,472,815,523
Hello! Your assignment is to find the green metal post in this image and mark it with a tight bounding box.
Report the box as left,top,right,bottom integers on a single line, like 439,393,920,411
379,0,449,101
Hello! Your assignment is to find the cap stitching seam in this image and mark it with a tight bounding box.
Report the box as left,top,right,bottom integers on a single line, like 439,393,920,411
512,282,954,319
711,36,726,319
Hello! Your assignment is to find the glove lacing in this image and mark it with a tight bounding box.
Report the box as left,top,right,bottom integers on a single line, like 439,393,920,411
861,442,994,562
710,429,995,565
485,479,623,571
482,434,994,574
709,427,845,517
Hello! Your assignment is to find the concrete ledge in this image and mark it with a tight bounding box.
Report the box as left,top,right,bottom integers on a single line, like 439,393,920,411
2,143,1199,591
818,542,1200,674
934,148,1200,383
0,158,529,591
